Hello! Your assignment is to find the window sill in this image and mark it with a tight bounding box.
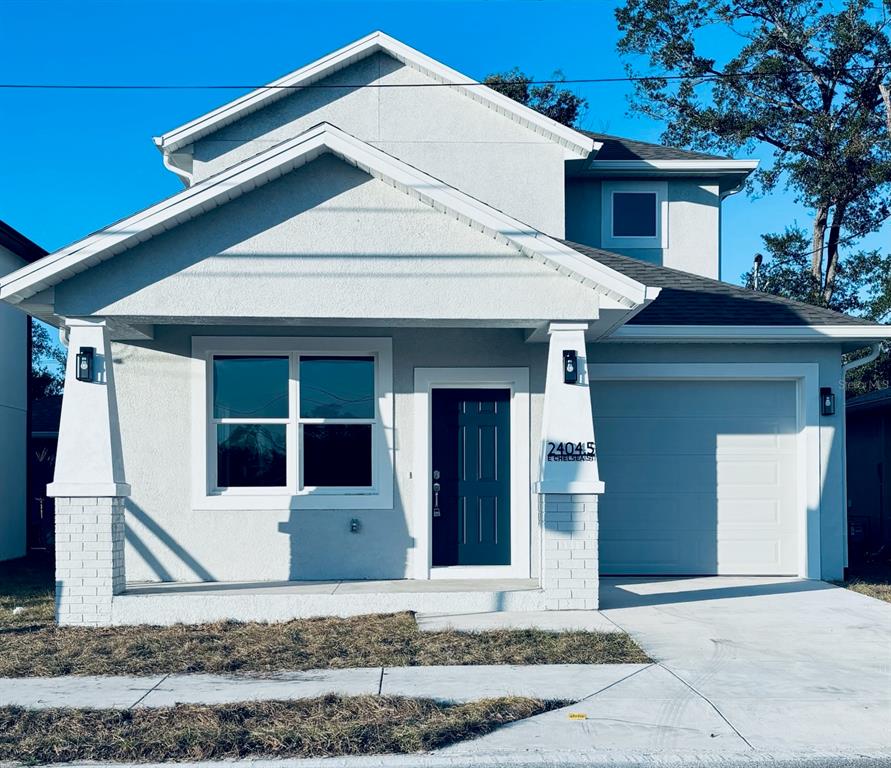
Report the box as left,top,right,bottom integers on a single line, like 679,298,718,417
193,492,393,511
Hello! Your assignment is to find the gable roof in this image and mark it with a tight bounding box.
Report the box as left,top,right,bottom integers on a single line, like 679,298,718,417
0,125,646,310
582,131,731,162
564,240,890,338
154,32,594,160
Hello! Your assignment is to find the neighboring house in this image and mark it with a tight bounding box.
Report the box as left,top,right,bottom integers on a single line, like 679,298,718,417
28,394,62,552
0,32,888,626
0,221,47,561
846,388,891,565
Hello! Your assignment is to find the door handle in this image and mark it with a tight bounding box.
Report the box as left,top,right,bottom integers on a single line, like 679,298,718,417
432,478,441,517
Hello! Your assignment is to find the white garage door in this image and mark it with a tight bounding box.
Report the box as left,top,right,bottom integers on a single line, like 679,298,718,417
593,379,799,575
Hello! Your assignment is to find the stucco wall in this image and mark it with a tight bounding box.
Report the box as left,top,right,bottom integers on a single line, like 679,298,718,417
189,53,566,237
55,155,598,322
114,328,846,583
588,341,847,579
565,178,722,279
116,325,548,583
0,245,27,561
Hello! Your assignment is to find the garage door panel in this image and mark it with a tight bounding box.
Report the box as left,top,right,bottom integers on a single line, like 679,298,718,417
597,419,795,456
595,380,794,419
600,492,715,529
592,379,799,576
600,454,718,492
719,499,783,526
600,531,717,574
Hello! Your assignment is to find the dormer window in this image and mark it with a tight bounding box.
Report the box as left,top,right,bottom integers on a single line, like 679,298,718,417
602,181,668,249
613,192,657,237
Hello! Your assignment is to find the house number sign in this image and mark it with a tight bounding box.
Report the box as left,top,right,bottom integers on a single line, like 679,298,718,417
546,441,596,462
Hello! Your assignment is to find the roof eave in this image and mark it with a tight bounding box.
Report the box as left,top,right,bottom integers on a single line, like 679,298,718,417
606,324,891,342
154,31,594,160
0,123,641,311
585,159,759,175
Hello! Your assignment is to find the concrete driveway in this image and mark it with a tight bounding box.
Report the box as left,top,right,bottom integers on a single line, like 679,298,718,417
443,576,891,760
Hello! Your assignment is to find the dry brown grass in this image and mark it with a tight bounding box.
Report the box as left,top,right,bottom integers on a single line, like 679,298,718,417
844,579,891,603
0,696,563,763
0,558,650,677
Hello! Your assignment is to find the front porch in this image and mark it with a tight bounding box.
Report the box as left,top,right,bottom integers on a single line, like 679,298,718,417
113,578,543,626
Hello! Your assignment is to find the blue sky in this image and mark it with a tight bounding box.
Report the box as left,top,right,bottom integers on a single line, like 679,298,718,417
0,0,887,287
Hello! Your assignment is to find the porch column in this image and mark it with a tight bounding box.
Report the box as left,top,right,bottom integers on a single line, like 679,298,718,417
48,319,129,626
535,322,604,610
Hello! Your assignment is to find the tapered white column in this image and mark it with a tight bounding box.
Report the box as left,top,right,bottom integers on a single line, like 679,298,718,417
536,322,603,610
48,319,129,498
49,319,128,626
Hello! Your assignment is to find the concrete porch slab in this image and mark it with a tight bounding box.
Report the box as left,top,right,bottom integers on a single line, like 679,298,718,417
415,610,620,633
113,579,545,625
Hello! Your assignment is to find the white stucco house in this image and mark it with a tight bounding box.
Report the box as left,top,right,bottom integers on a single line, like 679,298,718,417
1,32,888,626
0,222,46,561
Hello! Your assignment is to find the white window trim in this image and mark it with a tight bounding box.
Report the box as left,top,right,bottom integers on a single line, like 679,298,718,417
412,367,531,580
587,362,822,580
601,180,668,249
191,336,393,511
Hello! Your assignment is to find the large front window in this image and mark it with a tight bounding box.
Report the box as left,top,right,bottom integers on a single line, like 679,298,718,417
194,337,393,509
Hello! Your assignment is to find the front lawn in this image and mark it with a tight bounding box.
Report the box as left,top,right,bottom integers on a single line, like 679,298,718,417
0,557,649,677
840,560,891,603
0,696,564,763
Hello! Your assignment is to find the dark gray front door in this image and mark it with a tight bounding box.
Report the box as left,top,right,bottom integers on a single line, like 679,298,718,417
431,388,511,566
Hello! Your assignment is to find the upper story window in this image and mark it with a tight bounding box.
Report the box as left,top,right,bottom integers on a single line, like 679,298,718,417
602,181,668,249
192,337,394,510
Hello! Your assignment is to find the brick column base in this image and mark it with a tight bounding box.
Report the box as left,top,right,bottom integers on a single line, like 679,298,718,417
540,493,599,610
54,497,125,626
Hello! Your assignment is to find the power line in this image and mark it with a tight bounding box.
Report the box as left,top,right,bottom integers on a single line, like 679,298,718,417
0,65,887,90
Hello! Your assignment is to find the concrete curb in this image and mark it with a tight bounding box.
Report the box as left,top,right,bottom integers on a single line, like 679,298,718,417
8,751,891,768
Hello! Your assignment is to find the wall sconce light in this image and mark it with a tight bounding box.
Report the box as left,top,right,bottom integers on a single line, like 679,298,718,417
75,347,94,383
563,350,578,384
820,387,836,416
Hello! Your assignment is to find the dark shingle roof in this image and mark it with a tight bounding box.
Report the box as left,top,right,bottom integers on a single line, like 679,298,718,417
581,130,731,162
562,239,876,327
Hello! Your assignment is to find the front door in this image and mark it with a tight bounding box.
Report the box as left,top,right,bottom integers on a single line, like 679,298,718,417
431,388,511,566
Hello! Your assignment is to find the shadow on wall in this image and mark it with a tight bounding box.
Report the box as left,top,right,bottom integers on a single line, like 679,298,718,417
125,499,216,582
591,379,800,577
277,501,414,582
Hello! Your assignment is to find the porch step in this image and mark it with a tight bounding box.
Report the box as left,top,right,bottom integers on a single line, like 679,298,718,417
113,578,544,626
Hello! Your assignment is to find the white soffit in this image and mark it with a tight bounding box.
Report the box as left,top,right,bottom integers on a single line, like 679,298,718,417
153,32,595,160
0,123,647,310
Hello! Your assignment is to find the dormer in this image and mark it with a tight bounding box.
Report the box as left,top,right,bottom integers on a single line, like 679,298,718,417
565,132,757,279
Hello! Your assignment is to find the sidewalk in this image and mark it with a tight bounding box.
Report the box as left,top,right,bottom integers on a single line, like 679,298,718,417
0,663,647,709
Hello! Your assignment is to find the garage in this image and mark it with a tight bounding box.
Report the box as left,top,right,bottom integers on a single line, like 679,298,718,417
592,379,799,575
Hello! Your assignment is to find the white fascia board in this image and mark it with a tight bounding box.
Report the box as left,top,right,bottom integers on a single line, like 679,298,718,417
154,31,594,160
587,159,759,174
0,123,646,310
608,324,891,342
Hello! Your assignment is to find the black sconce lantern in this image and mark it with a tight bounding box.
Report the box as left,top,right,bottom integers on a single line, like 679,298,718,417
75,347,94,383
820,387,836,416
563,350,578,384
